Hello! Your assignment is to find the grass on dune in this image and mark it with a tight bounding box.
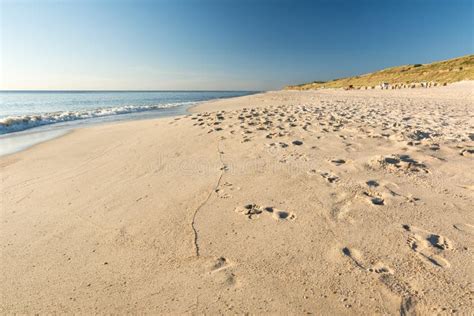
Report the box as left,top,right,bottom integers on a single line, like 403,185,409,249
286,55,474,90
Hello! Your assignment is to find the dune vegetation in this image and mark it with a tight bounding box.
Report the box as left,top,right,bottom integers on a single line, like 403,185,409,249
286,55,474,90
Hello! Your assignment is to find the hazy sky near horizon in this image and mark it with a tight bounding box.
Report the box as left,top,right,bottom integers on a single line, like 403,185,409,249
1,0,472,90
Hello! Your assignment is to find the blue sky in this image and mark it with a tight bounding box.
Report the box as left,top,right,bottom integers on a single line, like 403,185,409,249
1,0,472,90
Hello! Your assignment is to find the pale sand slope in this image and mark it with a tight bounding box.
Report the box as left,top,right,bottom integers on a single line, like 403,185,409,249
1,82,473,314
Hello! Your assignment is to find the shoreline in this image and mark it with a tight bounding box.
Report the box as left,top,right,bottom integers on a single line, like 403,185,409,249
0,91,265,157
1,83,473,314
0,127,72,157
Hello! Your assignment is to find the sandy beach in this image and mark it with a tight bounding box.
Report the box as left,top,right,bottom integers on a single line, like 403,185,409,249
1,83,473,314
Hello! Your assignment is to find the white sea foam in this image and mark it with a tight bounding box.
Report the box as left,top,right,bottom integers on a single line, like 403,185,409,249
0,102,194,134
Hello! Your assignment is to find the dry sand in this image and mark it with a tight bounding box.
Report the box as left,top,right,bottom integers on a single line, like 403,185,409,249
1,82,473,314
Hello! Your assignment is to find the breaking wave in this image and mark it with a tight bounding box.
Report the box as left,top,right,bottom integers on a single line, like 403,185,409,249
0,102,194,134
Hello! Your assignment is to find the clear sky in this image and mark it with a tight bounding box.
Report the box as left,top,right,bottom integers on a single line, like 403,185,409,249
1,0,472,90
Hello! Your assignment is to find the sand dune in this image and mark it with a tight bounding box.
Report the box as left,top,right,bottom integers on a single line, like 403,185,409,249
1,82,473,314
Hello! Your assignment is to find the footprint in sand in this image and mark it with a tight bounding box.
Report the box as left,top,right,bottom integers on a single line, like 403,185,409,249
207,257,237,287
427,143,440,151
362,191,385,206
402,224,453,268
215,188,231,199
341,246,417,306
266,142,289,156
210,256,229,272
366,180,379,187
378,183,422,205
307,169,318,176
330,158,346,166
459,147,474,157
317,170,340,184
341,247,393,274
267,142,289,148
241,136,252,143
215,182,235,199
235,204,263,219
235,204,296,221
368,262,394,274
264,207,296,221
341,247,365,269
368,154,429,174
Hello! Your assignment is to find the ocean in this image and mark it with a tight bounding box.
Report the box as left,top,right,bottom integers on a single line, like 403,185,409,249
0,90,257,155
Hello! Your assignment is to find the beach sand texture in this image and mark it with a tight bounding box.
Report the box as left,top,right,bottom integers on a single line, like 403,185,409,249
1,82,473,314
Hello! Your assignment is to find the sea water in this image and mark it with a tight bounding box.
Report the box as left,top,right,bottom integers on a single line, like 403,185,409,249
0,90,256,155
